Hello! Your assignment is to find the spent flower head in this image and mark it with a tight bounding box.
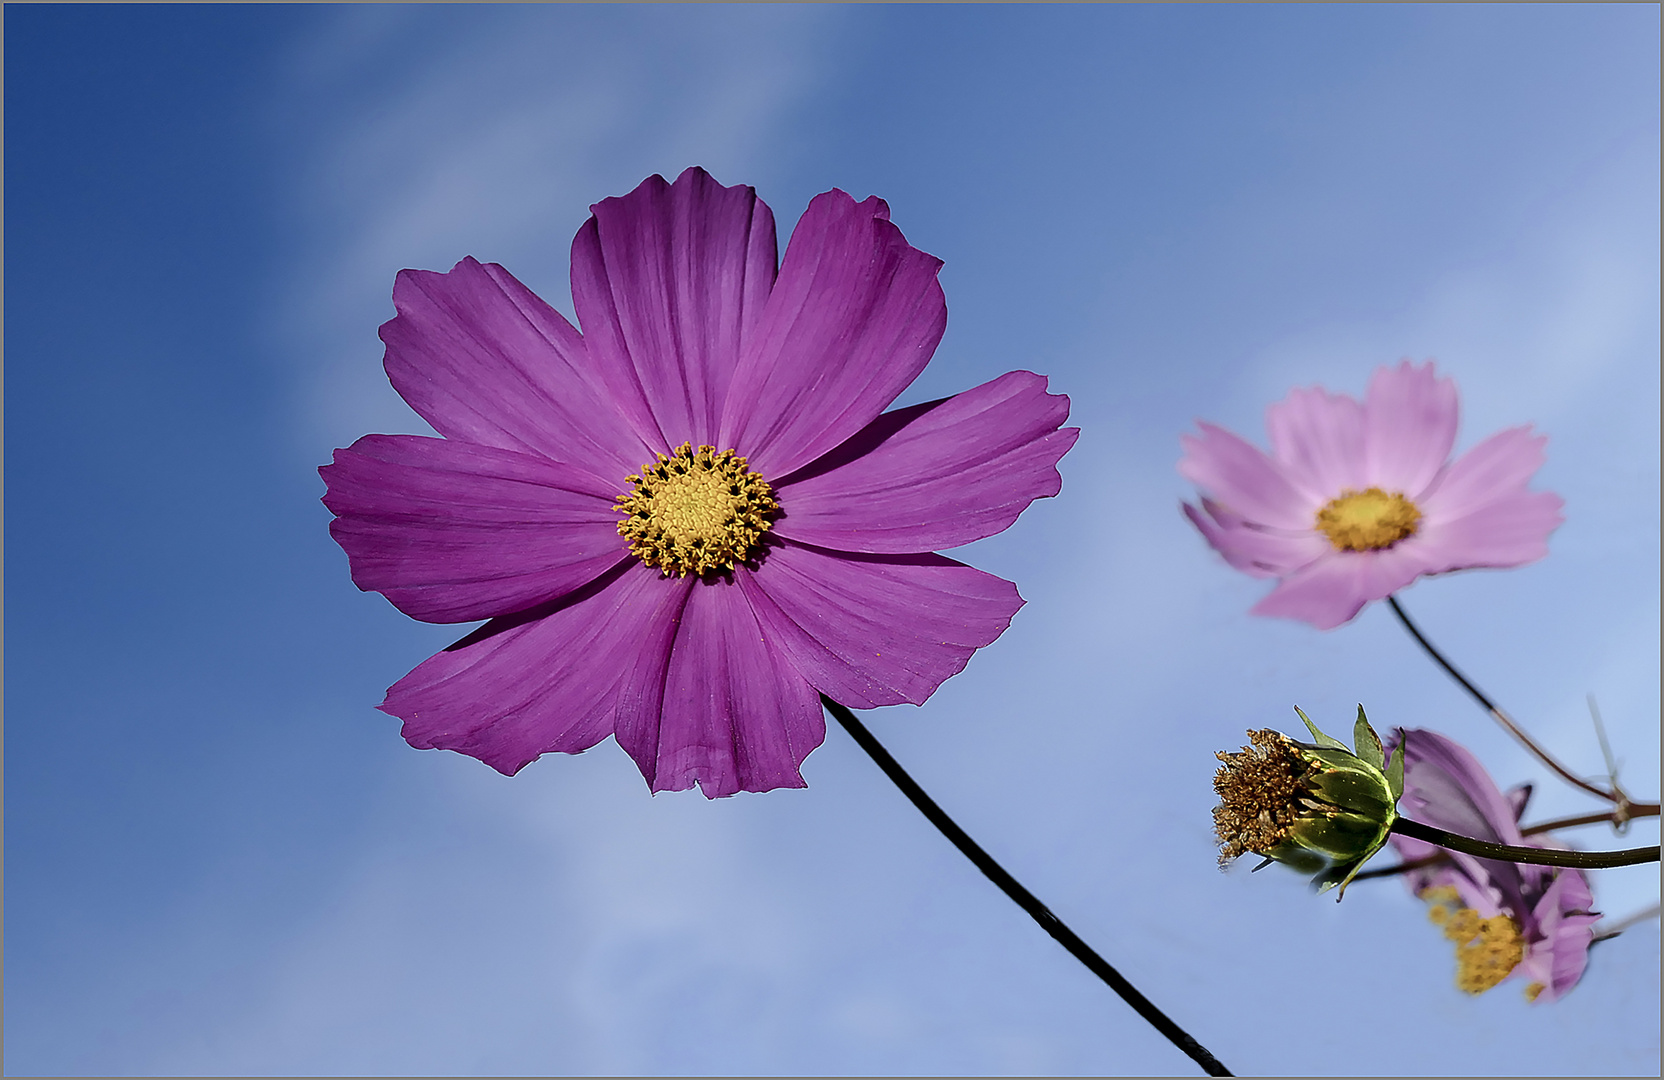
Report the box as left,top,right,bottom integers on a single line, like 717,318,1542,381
1179,362,1564,629
320,167,1077,797
1214,706,1403,897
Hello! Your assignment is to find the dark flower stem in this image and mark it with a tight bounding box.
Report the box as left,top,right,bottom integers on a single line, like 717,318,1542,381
1390,816,1660,869
822,696,1231,1078
1353,805,1664,883
1385,596,1654,814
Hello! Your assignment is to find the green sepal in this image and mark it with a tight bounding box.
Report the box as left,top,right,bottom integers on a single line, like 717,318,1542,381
1352,706,1385,772
1386,740,1405,801
1313,856,1370,899
1294,706,1349,752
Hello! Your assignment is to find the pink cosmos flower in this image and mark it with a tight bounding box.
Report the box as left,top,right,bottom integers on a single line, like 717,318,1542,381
1178,362,1564,629
1388,728,1598,1003
321,167,1077,798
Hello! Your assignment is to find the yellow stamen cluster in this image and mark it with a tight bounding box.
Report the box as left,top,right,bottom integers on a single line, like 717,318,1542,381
1315,486,1423,552
615,442,778,577
1422,886,1527,995
1212,729,1312,867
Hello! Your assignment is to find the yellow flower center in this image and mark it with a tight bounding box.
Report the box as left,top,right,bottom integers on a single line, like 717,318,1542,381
615,442,778,577
1314,486,1422,552
1422,886,1527,996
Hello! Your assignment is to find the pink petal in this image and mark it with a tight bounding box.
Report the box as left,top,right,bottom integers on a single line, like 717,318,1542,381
1411,490,1564,572
1178,423,1319,531
569,167,779,450
772,371,1077,552
613,577,824,798
322,434,630,623
719,190,947,478
1265,385,1367,501
1182,500,1329,580
381,562,687,776
738,542,1023,709
1519,869,1598,1003
379,257,654,481
1249,545,1425,629
1419,426,1551,516
1363,361,1459,496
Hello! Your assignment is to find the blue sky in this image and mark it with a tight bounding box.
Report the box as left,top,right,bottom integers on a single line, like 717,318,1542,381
5,5,1658,1075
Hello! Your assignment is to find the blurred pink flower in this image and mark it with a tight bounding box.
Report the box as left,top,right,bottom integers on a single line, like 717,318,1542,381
1388,728,1598,1003
1179,362,1563,629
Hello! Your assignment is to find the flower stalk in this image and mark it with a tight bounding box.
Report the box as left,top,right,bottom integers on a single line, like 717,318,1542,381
1389,817,1660,870
823,696,1232,1078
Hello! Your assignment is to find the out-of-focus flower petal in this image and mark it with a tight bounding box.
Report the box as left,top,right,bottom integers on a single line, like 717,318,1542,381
1413,490,1565,571
774,371,1076,552
1179,422,1318,530
323,434,627,623
740,543,1023,710
381,562,685,776
1249,547,1424,630
1420,426,1550,514
1266,385,1367,501
720,189,946,478
1364,361,1459,496
614,576,824,797
380,257,653,479
1183,501,1329,579
570,168,779,449
1519,868,1599,1003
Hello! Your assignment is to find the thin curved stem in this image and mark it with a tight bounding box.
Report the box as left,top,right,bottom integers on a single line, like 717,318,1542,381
823,696,1231,1078
1385,596,1623,806
1348,804,1663,883
1391,817,1659,869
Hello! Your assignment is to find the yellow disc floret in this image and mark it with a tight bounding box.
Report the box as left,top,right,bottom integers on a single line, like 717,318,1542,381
615,442,778,577
1422,886,1527,996
1315,486,1423,552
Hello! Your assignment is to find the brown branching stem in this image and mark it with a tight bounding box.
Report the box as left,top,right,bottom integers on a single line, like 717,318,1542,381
1386,595,1649,814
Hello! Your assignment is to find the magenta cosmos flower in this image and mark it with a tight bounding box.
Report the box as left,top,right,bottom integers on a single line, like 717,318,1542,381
320,167,1077,798
1179,362,1564,629
1388,728,1597,1003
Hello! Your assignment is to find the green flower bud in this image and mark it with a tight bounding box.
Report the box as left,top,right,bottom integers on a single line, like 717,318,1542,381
1212,705,1404,899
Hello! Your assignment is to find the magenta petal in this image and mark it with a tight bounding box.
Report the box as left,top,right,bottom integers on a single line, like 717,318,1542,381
613,578,824,798
322,434,629,623
1249,546,1425,629
381,562,683,775
1420,426,1552,513
1178,422,1317,530
772,371,1077,552
1265,385,1367,501
570,167,779,449
379,257,653,480
1183,501,1329,580
1363,361,1459,496
1412,489,1565,572
739,542,1023,709
719,190,947,478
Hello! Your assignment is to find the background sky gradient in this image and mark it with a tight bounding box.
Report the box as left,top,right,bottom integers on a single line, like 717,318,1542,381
6,5,1660,1075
